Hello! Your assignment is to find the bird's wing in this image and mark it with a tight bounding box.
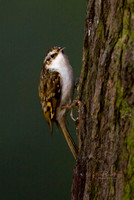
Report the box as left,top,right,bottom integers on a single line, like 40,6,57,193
39,69,61,132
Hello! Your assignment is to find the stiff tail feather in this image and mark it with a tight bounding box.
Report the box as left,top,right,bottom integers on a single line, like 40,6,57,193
59,119,78,160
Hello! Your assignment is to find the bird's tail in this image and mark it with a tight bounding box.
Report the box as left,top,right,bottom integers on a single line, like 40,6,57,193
59,119,78,160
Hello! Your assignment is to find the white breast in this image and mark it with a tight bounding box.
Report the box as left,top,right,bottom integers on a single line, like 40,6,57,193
46,52,74,105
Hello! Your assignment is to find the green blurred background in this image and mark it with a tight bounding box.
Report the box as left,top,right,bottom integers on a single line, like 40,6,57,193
0,1,86,199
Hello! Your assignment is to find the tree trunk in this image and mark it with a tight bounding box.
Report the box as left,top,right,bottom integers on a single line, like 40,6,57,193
72,0,134,199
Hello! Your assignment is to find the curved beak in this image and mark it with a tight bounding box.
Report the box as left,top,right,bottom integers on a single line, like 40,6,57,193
59,47,65,52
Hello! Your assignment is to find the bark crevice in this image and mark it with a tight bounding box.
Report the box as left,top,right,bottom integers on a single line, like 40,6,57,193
72,0,134,199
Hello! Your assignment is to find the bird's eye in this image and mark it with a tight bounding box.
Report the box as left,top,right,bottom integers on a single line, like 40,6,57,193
51,53,57,58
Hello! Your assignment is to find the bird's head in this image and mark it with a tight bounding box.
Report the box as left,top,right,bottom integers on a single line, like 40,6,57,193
43,46,65,67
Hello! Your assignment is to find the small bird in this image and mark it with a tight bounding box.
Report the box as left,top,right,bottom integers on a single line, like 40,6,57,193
39,46,78,159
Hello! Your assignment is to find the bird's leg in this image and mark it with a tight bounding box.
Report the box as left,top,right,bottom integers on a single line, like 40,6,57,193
62,97,80,121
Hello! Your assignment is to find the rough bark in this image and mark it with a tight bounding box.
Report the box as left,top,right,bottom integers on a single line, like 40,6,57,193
72,0,134,199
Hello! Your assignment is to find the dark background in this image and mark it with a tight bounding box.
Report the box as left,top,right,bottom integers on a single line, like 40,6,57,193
0,1,86,199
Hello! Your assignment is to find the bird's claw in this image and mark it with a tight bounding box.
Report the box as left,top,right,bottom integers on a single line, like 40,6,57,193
62,97,80,121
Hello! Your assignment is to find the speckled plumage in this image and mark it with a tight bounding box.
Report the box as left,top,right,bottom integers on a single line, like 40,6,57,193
39,47,78,159
39,67,61,131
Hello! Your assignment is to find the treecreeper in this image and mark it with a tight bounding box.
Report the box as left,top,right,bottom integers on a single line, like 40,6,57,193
39,46,78,159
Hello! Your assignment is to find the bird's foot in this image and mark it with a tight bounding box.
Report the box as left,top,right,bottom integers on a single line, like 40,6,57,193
62,97,80,121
